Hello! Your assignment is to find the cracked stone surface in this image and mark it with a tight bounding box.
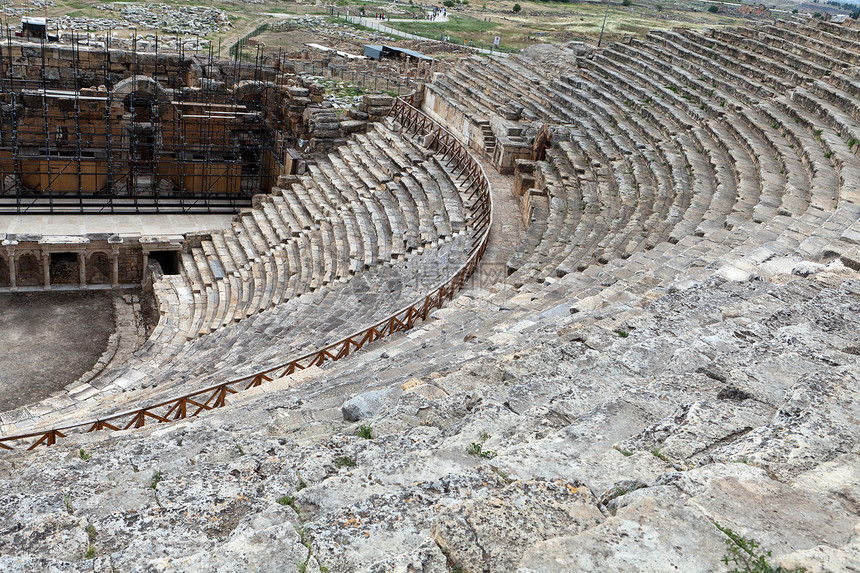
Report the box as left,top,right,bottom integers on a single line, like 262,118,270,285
0,268,858,571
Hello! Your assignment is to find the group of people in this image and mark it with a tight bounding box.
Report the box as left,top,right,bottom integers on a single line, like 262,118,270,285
368,5,447,21
427,7,447,20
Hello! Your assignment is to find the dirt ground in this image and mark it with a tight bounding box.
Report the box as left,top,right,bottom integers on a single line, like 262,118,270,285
0,290,116,412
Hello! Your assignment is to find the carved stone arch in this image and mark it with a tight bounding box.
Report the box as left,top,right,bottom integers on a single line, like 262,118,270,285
87,250,112,285
235,80,271,110
113,75,172,118
15,251,42,286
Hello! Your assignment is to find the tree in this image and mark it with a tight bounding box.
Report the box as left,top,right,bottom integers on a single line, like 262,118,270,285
512,3,522,13
708,4,719,12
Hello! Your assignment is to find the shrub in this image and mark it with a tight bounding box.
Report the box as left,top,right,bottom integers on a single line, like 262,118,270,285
512,3,521,12
469,432,498,459
716,523,808,573
708,5,719,13
622,0,632,5
443,0,454,6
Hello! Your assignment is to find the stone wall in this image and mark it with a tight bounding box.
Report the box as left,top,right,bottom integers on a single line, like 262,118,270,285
0,233,178,291
0,41,278,88
421,84,533,174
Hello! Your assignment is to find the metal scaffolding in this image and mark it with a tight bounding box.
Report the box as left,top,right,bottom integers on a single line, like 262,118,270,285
0,30,290,214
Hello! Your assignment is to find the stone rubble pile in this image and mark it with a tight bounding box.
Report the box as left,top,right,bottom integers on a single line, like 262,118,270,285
1,0,55,18
290,14,400,45
86,3,231,36
301,76,365,109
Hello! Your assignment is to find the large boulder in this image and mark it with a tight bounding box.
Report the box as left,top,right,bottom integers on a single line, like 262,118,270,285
342,388,402,421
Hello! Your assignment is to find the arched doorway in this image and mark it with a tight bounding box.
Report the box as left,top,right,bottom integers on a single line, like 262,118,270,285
16,253,41,286
88,252,111,285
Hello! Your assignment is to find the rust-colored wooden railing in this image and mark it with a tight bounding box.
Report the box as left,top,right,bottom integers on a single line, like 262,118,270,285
0,96,493,452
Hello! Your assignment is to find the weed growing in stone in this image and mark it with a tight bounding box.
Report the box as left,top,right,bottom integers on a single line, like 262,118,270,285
335,456,357,468
295,524,312,572
79,449,91,461
85,546,96,559
62,491,74,515
468,442,497,459
616,329,629,338
614,445,633,457
296,472,308,491
357,425,373,439
236,444,245,456
86,523,97,543
650,447,671,463
150,470,163,489
716,522,807,573
278,495,298,510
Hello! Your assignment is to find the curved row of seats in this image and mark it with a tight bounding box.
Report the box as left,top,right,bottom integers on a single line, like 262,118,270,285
423,19,857,296
5,18,860,445
0,120,477,435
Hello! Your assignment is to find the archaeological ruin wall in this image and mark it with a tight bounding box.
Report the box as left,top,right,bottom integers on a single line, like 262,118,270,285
0,39,392,291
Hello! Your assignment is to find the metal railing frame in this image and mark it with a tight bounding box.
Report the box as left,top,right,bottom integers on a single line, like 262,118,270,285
0,95,493,452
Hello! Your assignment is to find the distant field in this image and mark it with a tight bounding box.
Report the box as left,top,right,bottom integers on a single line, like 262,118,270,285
13,0,813,55
380,0,753,51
